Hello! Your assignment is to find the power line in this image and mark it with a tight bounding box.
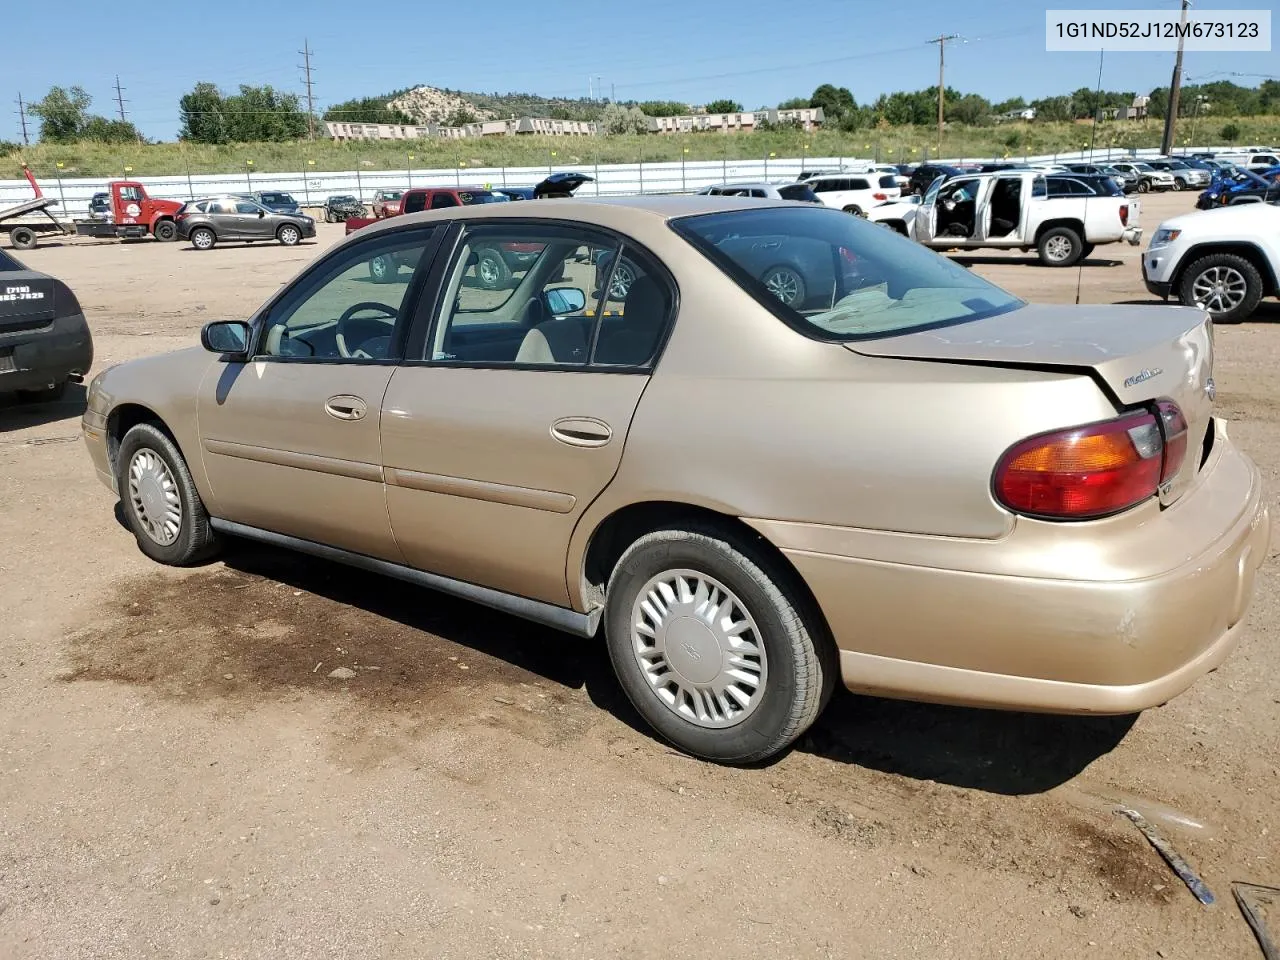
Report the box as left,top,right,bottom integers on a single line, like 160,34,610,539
299,39,316,140
16,91,29,146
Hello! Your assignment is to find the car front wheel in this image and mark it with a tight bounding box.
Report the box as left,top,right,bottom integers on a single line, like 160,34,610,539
603,526,836,764
117,422,219,566
277,224,301,246
1037,226,1083,267
1179,253,1263,324
761,265,807,307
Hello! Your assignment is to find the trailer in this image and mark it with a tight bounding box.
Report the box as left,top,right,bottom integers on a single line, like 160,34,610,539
0,167,75,250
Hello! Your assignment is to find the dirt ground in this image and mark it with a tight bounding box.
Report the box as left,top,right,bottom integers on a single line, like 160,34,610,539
3,193,1279,960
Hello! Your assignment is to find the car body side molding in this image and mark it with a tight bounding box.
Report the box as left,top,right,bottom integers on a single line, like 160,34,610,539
208,518,602,637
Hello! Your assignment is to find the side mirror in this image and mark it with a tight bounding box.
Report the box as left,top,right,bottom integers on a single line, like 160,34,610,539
201,320,251,357
258,210,266,218
543,287,586,315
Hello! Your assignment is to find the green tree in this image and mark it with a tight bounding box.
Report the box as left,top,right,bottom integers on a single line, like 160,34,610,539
80,116,142,143
705,98,743,113
993,96,1027,114
809,83,857,122
777,96,810,110
637,100,689,117
444,107,480,126
949,93,992,125
1030,95,1072,122
600,103,649,134
322,96,413,126
222,85,308,141
29,86,92,143
179,82,230,144
1221,122,1241,143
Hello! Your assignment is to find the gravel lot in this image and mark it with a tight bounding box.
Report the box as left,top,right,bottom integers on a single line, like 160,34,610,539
2,192,1278,960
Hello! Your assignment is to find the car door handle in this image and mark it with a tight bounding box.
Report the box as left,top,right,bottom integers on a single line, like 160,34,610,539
324,395,367,421
550,417,612,448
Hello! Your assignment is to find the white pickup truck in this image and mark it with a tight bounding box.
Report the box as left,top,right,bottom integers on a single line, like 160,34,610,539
866,170,1143,266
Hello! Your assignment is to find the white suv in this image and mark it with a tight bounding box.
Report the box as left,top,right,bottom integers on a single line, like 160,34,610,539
805,173,902,215
1142,201,1280,323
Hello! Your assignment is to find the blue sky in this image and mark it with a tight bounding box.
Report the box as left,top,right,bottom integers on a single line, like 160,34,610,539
7,0,1275,141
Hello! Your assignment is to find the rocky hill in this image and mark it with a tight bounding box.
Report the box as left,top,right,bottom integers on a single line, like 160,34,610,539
387,86,497,124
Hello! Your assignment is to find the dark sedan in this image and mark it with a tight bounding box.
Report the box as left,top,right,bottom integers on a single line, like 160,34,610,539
0,248,93,403
907,164,964,195
176,196,316,250
253,191,302,214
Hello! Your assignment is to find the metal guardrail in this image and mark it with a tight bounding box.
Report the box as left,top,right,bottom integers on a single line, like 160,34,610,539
0,145,1243,219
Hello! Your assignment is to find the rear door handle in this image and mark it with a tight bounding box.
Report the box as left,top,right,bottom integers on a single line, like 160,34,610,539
325,395,367,421
550,417,612,448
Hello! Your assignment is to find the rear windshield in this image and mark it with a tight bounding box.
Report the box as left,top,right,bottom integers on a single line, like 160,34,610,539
878,175,898,189
458,191,502,204
776,183,819,203
259,193,293,203
671,206,1023,341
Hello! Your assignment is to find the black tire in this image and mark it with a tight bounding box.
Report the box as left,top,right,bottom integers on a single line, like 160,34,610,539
10,227,36,250
369,254,396,283
603,525,837,765
842,205,864,217
760,265,807,307
1177,252,1264,324
190,227,216,251
153,219,177,242
17,381,67,403
1173,177,1186,192
1080,242,1096,260
1138,179,1151,193
116,422,219,566
1037,226,1083,267
325,210,335,223
474,247,512,290
277,224,301,246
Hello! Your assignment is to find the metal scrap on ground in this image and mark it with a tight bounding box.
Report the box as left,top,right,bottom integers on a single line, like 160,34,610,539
1233,882,1280,960
1116,806,1215,905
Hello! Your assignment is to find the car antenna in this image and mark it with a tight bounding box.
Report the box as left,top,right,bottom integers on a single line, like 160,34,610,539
1076,49,1106,306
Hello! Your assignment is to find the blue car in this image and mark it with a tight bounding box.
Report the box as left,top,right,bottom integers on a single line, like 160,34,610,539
1197,165,1280,208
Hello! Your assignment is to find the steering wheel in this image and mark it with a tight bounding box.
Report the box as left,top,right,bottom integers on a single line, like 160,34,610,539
336,302,397,359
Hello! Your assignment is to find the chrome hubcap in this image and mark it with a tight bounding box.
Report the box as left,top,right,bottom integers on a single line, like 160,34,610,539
1191,266,1247,314
479,256,501,285
1045,236,1073,261
128,449,182,545
371,256,388,278
630,569,767,729
764,269,800,304
282,227,298,243
609,264,634,299
194,232,212,248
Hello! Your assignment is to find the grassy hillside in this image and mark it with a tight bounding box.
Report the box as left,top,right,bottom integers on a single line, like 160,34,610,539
5,116,1277,179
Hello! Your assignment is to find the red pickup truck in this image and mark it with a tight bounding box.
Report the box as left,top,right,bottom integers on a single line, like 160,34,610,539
344,186,505,235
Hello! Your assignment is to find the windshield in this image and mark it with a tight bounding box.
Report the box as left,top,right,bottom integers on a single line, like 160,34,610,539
671,206,1023,341
1134,163,1156,172
260,193,292,203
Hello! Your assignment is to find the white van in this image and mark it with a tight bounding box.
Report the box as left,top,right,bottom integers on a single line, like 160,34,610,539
806,173,902,215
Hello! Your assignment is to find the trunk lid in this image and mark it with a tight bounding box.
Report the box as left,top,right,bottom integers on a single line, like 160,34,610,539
846,303,1216,505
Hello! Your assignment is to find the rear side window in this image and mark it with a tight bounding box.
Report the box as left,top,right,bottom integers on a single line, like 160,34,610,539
430,193,459,209
402,192,427,214
777,184,819,202
671,205,1022,341
878,175,897,189
848,178,871,191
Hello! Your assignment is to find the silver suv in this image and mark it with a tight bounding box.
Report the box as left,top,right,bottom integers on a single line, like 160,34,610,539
176,196,316,250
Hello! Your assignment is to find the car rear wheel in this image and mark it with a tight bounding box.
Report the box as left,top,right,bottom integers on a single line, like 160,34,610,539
603,526,836,764
10,226,36,250
369,254,396,283
761,265,807,307
1179,253,1263,324
190,227,216,251
475,248,512,290
1037,226,1083,267
1138,180,1151,193
117,422,219,566
842,205,865,217
153,220,177,242
277,224,301,246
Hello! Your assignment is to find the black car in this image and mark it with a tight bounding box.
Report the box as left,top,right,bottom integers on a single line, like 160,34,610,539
493,172,597,201
253,191,302,214
0,248,93,403
323,194,366,222
907,164,964,195
87,192,111,221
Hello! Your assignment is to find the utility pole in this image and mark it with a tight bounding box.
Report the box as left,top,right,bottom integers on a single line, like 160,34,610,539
1160,0,1190,155
928,34,961,157
113,75,128,122
16,92,29,146
299,38,316,140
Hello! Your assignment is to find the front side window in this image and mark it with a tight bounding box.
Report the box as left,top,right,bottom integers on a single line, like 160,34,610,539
257,228,437,361
849,178,871,191
671,205,1022,341
118,186,142,202
235,201,263,214
426,224,672,369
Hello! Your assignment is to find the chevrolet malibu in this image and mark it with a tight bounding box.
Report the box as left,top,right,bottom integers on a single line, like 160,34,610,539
81,196,1269,764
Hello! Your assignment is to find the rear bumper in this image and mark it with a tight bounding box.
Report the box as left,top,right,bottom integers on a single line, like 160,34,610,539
747,419,1269,714
1123,226,1143,246
0,314,94,394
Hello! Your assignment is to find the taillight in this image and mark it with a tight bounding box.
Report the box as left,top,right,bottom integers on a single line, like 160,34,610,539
872,192,888,200
1156,400,1187,482
994,403,1186,520
1119,204,1129,226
